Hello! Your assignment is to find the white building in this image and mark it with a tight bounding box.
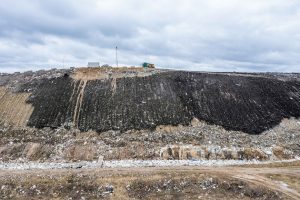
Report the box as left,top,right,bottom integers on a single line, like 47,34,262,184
87,62,100,67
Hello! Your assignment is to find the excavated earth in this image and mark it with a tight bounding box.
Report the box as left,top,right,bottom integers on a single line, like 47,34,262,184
0,67,300,199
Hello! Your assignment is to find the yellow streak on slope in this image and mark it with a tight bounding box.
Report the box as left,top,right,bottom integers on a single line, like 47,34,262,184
73,80,87,128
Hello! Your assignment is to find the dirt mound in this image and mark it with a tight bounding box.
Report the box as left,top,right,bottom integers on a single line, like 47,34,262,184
72,67,159,81
5,69,296,134
0,117,299,162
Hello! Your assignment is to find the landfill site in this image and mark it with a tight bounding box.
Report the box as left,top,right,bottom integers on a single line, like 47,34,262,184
0,66,300,199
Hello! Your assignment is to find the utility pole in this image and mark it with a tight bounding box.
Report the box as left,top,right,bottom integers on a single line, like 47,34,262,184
115,46,118,67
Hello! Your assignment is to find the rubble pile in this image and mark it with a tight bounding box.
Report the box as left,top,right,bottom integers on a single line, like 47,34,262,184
0,117,299,163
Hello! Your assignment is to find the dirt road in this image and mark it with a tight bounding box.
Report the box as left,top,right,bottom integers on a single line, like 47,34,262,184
0,161,299,199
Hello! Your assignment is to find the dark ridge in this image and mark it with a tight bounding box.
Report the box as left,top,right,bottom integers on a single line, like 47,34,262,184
23,71,300,134
25,77,76,128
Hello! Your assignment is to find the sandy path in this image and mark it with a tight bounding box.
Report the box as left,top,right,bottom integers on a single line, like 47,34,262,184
232,169,300,200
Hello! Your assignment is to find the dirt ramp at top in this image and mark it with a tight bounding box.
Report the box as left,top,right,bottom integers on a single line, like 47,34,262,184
15,70,300,134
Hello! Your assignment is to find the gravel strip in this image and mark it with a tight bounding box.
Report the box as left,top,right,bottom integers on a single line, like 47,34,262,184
0,158,299,170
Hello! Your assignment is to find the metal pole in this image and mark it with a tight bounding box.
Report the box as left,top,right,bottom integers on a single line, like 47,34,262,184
116,46,118,67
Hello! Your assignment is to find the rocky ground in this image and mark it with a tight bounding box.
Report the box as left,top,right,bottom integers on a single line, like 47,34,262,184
1,114,299,199
0,161,299,199
0,117,299,163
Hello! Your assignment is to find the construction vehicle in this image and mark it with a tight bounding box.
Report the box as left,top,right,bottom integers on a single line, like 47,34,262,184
142,62,155,68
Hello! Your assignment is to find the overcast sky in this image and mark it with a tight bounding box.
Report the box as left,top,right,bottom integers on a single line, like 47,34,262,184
0,0,300,73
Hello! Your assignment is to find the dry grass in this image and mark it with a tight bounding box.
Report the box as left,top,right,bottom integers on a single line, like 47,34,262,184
0,87,34,127
0,168,288,200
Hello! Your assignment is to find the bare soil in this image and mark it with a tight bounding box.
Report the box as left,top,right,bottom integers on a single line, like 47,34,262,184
0,162,299,199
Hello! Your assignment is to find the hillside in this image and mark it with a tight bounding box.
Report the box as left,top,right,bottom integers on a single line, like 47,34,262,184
1,67,300,199
1,68,300,134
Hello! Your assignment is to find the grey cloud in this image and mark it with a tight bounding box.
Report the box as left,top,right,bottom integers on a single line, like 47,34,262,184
0,0,300,73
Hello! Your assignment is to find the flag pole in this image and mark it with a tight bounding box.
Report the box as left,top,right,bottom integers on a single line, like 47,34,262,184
116,46,118,67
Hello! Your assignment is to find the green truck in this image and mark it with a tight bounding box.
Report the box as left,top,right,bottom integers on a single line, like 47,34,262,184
142,62,155,68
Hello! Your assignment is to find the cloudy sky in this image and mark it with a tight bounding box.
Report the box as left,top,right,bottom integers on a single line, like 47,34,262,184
0,0,300,73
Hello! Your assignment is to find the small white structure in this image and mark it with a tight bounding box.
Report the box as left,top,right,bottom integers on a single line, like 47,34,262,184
87,62,100,67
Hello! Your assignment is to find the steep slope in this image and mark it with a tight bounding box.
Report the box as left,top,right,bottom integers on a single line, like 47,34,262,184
1,69,296,134
0,87,33,127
